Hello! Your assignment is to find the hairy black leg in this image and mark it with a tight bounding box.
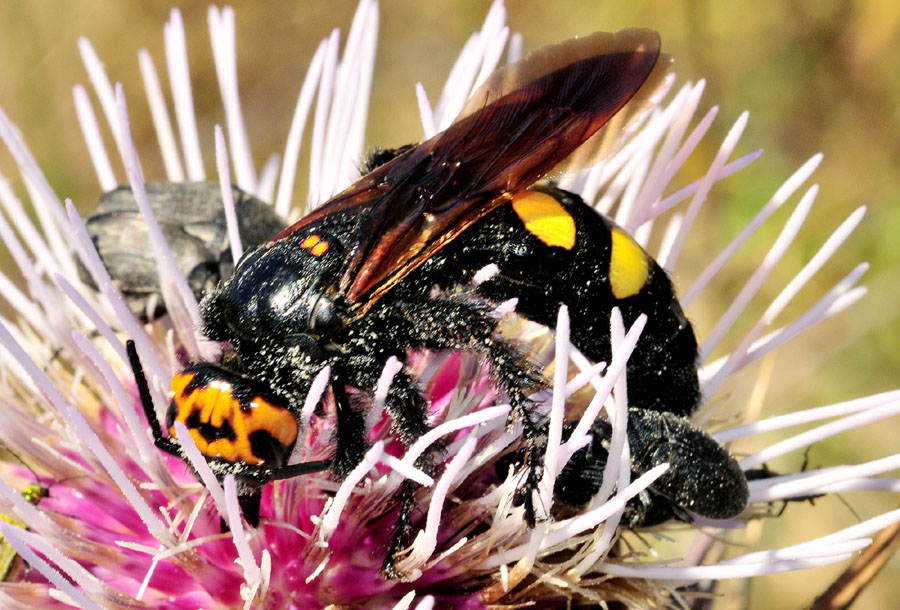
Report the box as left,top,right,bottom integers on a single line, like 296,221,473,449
395,293,545,411
341,352,432,453
342,355,436,576
237,494,262,528
395,294,547,524
382,370,433,444
330,365,368,477
377,369,461,572
380,479,416,579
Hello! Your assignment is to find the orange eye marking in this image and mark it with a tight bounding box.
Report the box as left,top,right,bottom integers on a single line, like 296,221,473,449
300,234,330,257
300,234,321,248
310,241,330,257
168,372,298,466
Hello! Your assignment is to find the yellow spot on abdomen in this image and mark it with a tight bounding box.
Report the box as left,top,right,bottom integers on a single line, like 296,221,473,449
511,190,576,250
609,228,649,299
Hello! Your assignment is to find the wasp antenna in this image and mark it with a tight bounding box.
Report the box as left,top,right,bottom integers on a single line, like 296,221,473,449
0,443,40,482
126,340,168,446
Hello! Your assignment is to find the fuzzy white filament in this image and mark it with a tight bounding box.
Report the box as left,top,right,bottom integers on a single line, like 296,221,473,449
223,475,261,583
138,48,185,182
0,524,104,610
114,85,202,355
319,441,384,542
275,39,327,218
165,8,205,180
72,84,117,191
299,365,332,434
480,463,670,568
173,421,229,526
399,433,478,572
536,305,571,516
215,124,244,261
367,356,404,431
209,6,257,194
397,404,511,472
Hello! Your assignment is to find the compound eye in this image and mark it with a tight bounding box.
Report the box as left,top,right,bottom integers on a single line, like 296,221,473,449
310,296,339,336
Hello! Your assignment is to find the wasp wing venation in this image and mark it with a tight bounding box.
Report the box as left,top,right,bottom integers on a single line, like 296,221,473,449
346,29,662,305
455,29,661,122
272,29,663,316
559,52,672,176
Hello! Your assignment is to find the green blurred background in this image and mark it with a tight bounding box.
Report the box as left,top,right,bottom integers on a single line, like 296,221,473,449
0,1,897,607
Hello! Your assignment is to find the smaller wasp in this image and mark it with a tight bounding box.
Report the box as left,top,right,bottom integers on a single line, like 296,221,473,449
0,452,50,582
82,182,284,319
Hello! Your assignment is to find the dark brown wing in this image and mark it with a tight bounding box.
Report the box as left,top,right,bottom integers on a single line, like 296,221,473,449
275,29,663,316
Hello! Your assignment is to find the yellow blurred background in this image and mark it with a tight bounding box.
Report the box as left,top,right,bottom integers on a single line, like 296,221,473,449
0,1,897,607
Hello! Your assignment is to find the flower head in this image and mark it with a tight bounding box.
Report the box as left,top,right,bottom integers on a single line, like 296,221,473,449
0,2,897,609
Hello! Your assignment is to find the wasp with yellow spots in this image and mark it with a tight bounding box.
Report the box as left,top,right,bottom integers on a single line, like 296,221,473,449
128,27,747,575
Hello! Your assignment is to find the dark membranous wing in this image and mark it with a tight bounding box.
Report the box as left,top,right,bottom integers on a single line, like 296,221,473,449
274,29,663,317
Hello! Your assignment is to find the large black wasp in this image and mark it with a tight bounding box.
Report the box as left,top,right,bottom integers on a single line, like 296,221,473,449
109,29,748,576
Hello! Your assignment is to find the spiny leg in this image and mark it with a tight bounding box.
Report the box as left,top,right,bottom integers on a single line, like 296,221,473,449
396,294,548,524
395,293,545,413
350,291,550,576
380,479,416,580
330,365,369,477
343,358,434,577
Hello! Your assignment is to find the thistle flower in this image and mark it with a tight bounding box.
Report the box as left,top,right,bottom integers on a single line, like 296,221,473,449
0,2,897,609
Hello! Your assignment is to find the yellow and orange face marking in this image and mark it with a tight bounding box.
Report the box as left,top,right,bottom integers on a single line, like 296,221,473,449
169,372,299,466
300,234,330,258
511,190,577,250
609,227,649,299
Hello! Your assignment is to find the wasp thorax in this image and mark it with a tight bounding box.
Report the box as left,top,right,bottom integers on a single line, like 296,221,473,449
208,233,344,341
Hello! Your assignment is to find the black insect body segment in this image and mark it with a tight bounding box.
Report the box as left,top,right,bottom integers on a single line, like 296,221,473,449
468,187,747,525
553,413,748,526
197,30,671,510
82,181,284,319
438,185,701,418
130,28,749,566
